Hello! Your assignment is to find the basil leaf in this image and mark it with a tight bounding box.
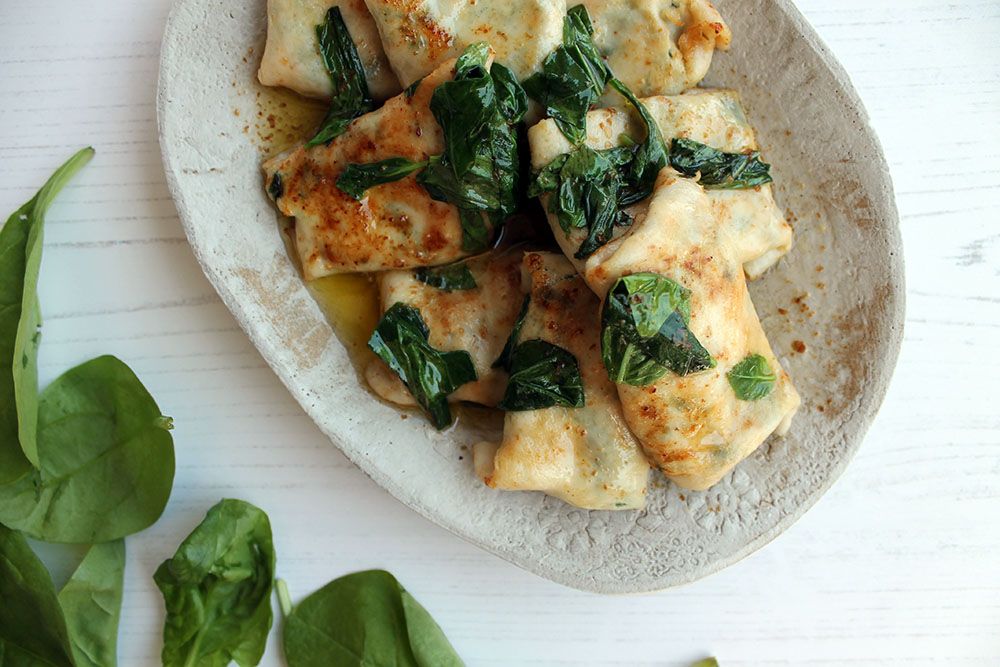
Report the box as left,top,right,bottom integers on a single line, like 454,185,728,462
601,274,715,386
0,524,75,666
498,339,585,411
669,138,773,189
283,570,463,667
336,158,427,200
307,7,374,147
413,262,476,291
154,499,275,667
0,147,93,471
523,5,611,146
493,295,530,371
368,303,477,429
727,354,777,400
58,541,126,667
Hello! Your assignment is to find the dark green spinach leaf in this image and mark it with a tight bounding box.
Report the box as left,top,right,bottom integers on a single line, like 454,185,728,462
418,43,526,251
154,499,275,667
601,273,715,386
609,79,669,206
0,147,93,471
526,6,669,259
0,524,75,666
492,295,530,371
669,138,773,189
498,339,585,411
413,262,476,291
58,541,126,667
282,569,463,667
727,354,776,400
523,4,611,145
307,7,374,147
336,158,427,200
0,355,175,543
368,303,477,429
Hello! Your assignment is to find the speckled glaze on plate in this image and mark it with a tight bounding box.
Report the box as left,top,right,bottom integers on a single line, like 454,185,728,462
157,0,904,593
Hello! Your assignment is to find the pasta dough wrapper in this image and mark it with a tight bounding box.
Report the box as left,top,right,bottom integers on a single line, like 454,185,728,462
259,0,401,101
365,249,525,408
583,0,731,101
361,0,563,87
473,252,650,510
528,89,792,280
585,169,800,490
263,54,495,280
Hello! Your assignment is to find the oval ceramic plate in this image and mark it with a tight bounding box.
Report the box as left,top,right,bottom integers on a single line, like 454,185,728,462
158,0,904,593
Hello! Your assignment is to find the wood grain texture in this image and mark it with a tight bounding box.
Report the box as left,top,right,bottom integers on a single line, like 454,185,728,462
0,0,997,664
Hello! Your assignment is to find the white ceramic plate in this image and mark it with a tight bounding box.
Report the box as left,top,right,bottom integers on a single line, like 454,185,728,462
157,0,904,593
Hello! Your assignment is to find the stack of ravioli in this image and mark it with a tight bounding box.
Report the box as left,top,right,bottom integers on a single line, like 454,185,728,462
260,0,800,511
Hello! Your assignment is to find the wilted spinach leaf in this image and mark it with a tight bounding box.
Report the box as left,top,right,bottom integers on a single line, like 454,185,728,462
307,7,374,147
527,7,669,258
669,138,773,189
413,262,476,291
601,273,715,386
523,4,611,145
530,145,634,259
282,569,463,667
336,157,427,200
727,354,776,400
418,43,527,251
0,147,93,471
368,303,477,429
0,355,175,543
492,295,530,371
498,339,585,411
58,541,126,667
154,499,275,667
0,524,75,666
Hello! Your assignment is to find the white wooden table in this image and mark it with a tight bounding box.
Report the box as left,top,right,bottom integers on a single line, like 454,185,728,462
1,1,998,665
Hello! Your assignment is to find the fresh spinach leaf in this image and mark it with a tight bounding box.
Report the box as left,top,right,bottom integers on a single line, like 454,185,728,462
523,4,611,145
336,157,427,200
601,273,715,386
0,523,75,666
154,499,275,667
368,303,477,429
669,138,773,189
58,541,126,667
0,355,175,543
498,339,585,411
0,147,94,471
282,569,463,667
413,262,476,291
492,295,530,371
307,7,374,147
727,354,776,400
